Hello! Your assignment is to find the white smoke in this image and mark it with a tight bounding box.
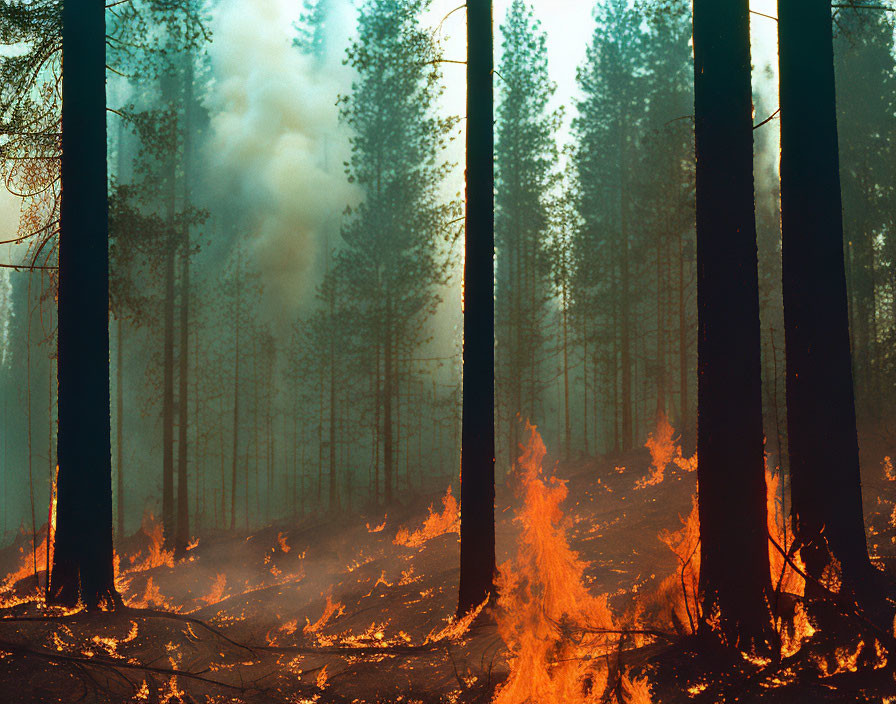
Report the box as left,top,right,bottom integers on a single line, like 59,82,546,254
205,0,357,316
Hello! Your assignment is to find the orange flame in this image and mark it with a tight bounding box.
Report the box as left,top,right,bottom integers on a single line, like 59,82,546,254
304,595,345,635
203,573,227,606
636,413,695,489
393,487,459,548
494,423,617,704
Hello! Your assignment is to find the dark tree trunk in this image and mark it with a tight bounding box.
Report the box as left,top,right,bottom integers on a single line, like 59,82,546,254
777,1,877,598
50,1,119,609
692,0,773,650
457,0,496,618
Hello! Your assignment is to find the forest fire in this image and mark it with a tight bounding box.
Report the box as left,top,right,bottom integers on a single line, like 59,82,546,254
2,0,896,700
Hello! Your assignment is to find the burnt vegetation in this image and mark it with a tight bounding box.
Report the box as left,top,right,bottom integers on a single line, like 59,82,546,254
0,0,895,702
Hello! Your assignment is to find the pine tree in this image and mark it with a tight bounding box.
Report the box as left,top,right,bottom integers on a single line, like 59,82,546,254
572,0,648,452
493,0,559,467
338,0,457,506
834,5,896,421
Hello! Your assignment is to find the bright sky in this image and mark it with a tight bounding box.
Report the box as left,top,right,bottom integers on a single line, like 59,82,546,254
428,0,780,150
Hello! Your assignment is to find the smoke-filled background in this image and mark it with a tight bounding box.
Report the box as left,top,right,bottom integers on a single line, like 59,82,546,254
1,0,892,547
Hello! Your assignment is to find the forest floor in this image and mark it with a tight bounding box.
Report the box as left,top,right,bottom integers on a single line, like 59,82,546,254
0,428,894,703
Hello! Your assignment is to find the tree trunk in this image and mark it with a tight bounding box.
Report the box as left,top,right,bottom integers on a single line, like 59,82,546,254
562,287,571,458
50,1,119,609
656,239,666,420
619,132,633,451
174,230,190,555
161,76,177,542
383,303,394,504
583,321,589,456
329,304,338,512
458,0,496,618
230,262,241,531
116,317,124,540
693,0,773,651
678,229,688,435
175,58,194,557
777,0,876,599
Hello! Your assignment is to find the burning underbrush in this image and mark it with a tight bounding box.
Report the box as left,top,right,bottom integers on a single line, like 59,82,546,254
0,421,893,702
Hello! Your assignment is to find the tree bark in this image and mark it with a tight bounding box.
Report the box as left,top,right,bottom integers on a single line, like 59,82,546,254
383,303,394,504
116,318,124,540
458,0,496,617
51,0,119,609
692,0,773,651
230,260,241,531
777,0,877,598
175,58,194,558
161,81,176,542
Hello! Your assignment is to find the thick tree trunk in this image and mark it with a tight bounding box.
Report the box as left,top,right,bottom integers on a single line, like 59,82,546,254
50,1,119,609
777,0,877,599
692,0,773,651
458,0,496,618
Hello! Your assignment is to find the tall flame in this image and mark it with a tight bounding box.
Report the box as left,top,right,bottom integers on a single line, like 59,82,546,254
493,423,618,704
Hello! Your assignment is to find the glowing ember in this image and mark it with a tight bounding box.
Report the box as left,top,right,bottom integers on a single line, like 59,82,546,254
159,676,184,704
393,486,459,548
493,423,617,704
884,456,895,481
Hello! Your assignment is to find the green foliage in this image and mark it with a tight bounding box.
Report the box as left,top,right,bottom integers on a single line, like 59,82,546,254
294,0,330,60
336,0,458,344
834,4,896,418
494,0,560,455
